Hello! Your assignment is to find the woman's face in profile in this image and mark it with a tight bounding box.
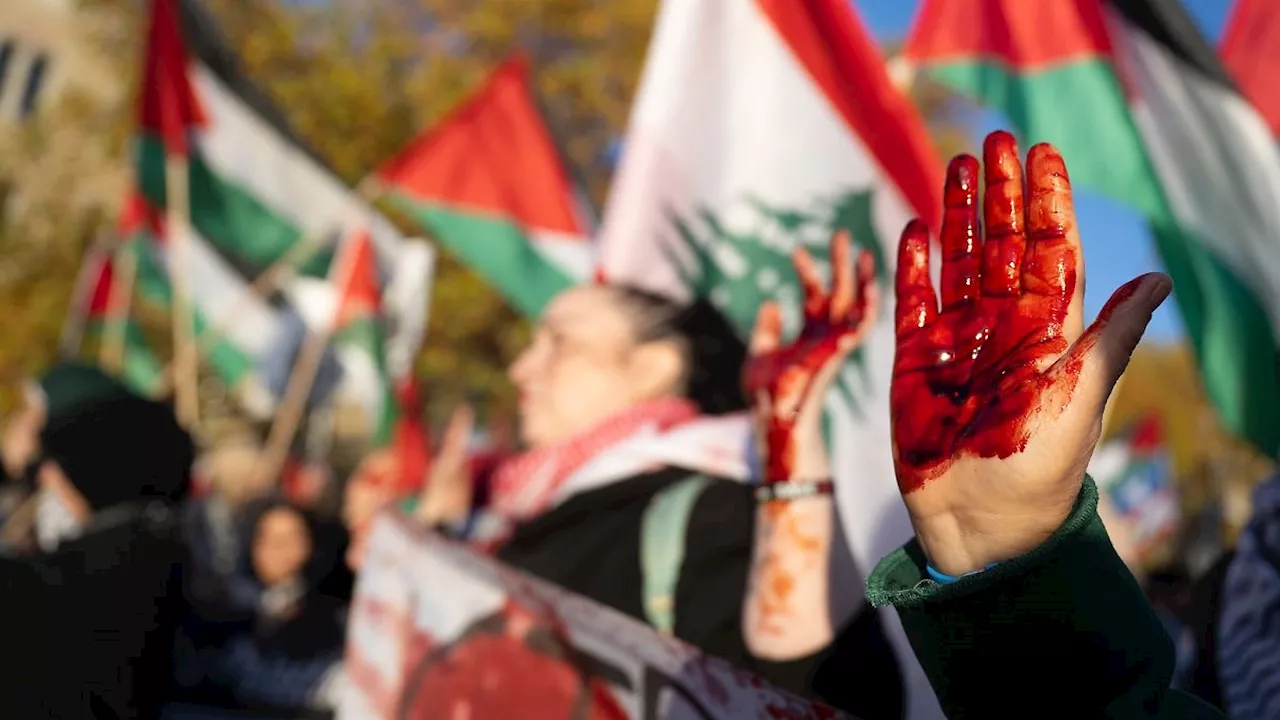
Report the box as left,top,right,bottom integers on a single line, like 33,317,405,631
252,506,313,588
508,286,664,449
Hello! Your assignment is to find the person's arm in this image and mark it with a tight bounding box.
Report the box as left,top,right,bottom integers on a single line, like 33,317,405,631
868,477,1220,718
740,230,876,662
1216,475,1280,718
877,132,1223,719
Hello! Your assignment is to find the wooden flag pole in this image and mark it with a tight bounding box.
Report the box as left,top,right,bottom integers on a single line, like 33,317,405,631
165,153,201,429
60,233,109,361
99,240,139,373
254,323,334,487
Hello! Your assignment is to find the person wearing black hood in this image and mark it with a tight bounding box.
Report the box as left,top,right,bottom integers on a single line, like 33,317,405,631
0,363,195,719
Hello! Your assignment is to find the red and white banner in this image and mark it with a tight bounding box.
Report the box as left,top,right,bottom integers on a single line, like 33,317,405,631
341,514,851,720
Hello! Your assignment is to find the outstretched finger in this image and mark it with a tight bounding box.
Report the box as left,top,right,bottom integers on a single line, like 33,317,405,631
895,220,937,342
1061,273,1172,415
981,131,1027,298
940,154,981,310
828,230,856,321
440,404,475,463
793,246,828,320
1024,142,1085,342
841,251,879,351
750,300,783,356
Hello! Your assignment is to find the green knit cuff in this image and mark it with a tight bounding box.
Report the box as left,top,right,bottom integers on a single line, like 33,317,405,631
865,476,1100,609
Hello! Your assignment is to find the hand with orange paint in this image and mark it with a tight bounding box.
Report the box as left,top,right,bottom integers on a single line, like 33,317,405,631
742,230,877,661
890,131,1172,577
743,229,878,484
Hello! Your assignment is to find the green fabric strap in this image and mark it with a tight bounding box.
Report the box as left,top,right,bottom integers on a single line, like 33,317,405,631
640,474,712,636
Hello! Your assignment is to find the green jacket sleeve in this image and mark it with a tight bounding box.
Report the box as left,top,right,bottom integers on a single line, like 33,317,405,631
865,477,1223,719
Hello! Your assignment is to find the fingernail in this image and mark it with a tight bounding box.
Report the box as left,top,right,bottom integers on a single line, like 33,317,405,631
1147,273,1172,301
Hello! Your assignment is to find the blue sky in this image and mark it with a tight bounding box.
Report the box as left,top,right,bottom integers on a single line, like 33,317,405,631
853,0,1233,341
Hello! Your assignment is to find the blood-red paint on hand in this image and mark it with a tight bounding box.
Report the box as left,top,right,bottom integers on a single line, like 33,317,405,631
744,231,876,484
892,132,1083,494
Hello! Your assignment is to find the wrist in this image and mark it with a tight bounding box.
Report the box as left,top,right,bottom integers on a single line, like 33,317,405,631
764,422,829,483
912,509,1067,577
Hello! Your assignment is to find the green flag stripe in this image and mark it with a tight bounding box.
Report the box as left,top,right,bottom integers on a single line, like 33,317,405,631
386,191,574,318
922,58,1169,220
135,134,333,279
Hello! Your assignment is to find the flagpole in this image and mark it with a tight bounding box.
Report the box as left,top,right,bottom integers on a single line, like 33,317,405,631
166,152,201,429
60,234,108,361
99,239,139,373
254,318,333,488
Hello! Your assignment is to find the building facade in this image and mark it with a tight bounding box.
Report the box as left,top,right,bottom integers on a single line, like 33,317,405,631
0,0,118,124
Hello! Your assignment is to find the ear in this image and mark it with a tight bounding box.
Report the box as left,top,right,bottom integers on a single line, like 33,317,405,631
627,340,686,402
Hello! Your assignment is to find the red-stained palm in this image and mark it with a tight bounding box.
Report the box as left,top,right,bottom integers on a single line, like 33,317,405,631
888,130,1171,575
892,131,1089,493
744,230,878,484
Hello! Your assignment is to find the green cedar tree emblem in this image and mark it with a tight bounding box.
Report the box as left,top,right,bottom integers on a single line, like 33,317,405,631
664,188,888,418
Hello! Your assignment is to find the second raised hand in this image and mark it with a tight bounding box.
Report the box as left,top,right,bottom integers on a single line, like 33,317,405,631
743,229,879,484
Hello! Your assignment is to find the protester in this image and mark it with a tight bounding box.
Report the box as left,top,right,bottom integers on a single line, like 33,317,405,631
414,253,904,715
1218,470,1280,718
202,499,348,714
0,367,195,718
183,434,273,592
861,131,1223,718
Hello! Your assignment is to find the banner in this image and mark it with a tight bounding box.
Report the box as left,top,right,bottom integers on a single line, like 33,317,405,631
342,515,852,720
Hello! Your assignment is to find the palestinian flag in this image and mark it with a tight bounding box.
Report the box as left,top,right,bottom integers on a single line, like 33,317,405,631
597,1,943,715
904,0,1280,456
1221,0,1280,136
60,242,164,397
375,55,595,318
119,191,266,403
133,0,421,414
330,229,396,446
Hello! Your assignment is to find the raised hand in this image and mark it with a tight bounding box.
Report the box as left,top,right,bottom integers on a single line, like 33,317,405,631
892,131,1171,576
743,230,878,483
414,404,475,529
742,230,876,656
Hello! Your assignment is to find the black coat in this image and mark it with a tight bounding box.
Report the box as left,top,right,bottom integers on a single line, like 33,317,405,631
495,467,904,719
0,501,188,719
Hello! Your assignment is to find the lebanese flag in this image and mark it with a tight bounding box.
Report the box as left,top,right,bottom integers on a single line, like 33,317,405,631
905,0,1280,457
1221,0,1280,137
375,55,596,318
597,2,944,717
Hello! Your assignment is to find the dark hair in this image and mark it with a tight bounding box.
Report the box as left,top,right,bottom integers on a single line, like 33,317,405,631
245,498,323,583
608,285,748,415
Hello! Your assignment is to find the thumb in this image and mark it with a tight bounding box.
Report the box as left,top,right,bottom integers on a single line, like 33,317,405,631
1071,272,1172,404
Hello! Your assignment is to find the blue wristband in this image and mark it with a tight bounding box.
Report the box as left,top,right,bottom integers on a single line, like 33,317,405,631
926,562,998,584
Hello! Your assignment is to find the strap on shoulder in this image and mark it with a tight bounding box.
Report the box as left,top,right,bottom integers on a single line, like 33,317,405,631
640,473,712,635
